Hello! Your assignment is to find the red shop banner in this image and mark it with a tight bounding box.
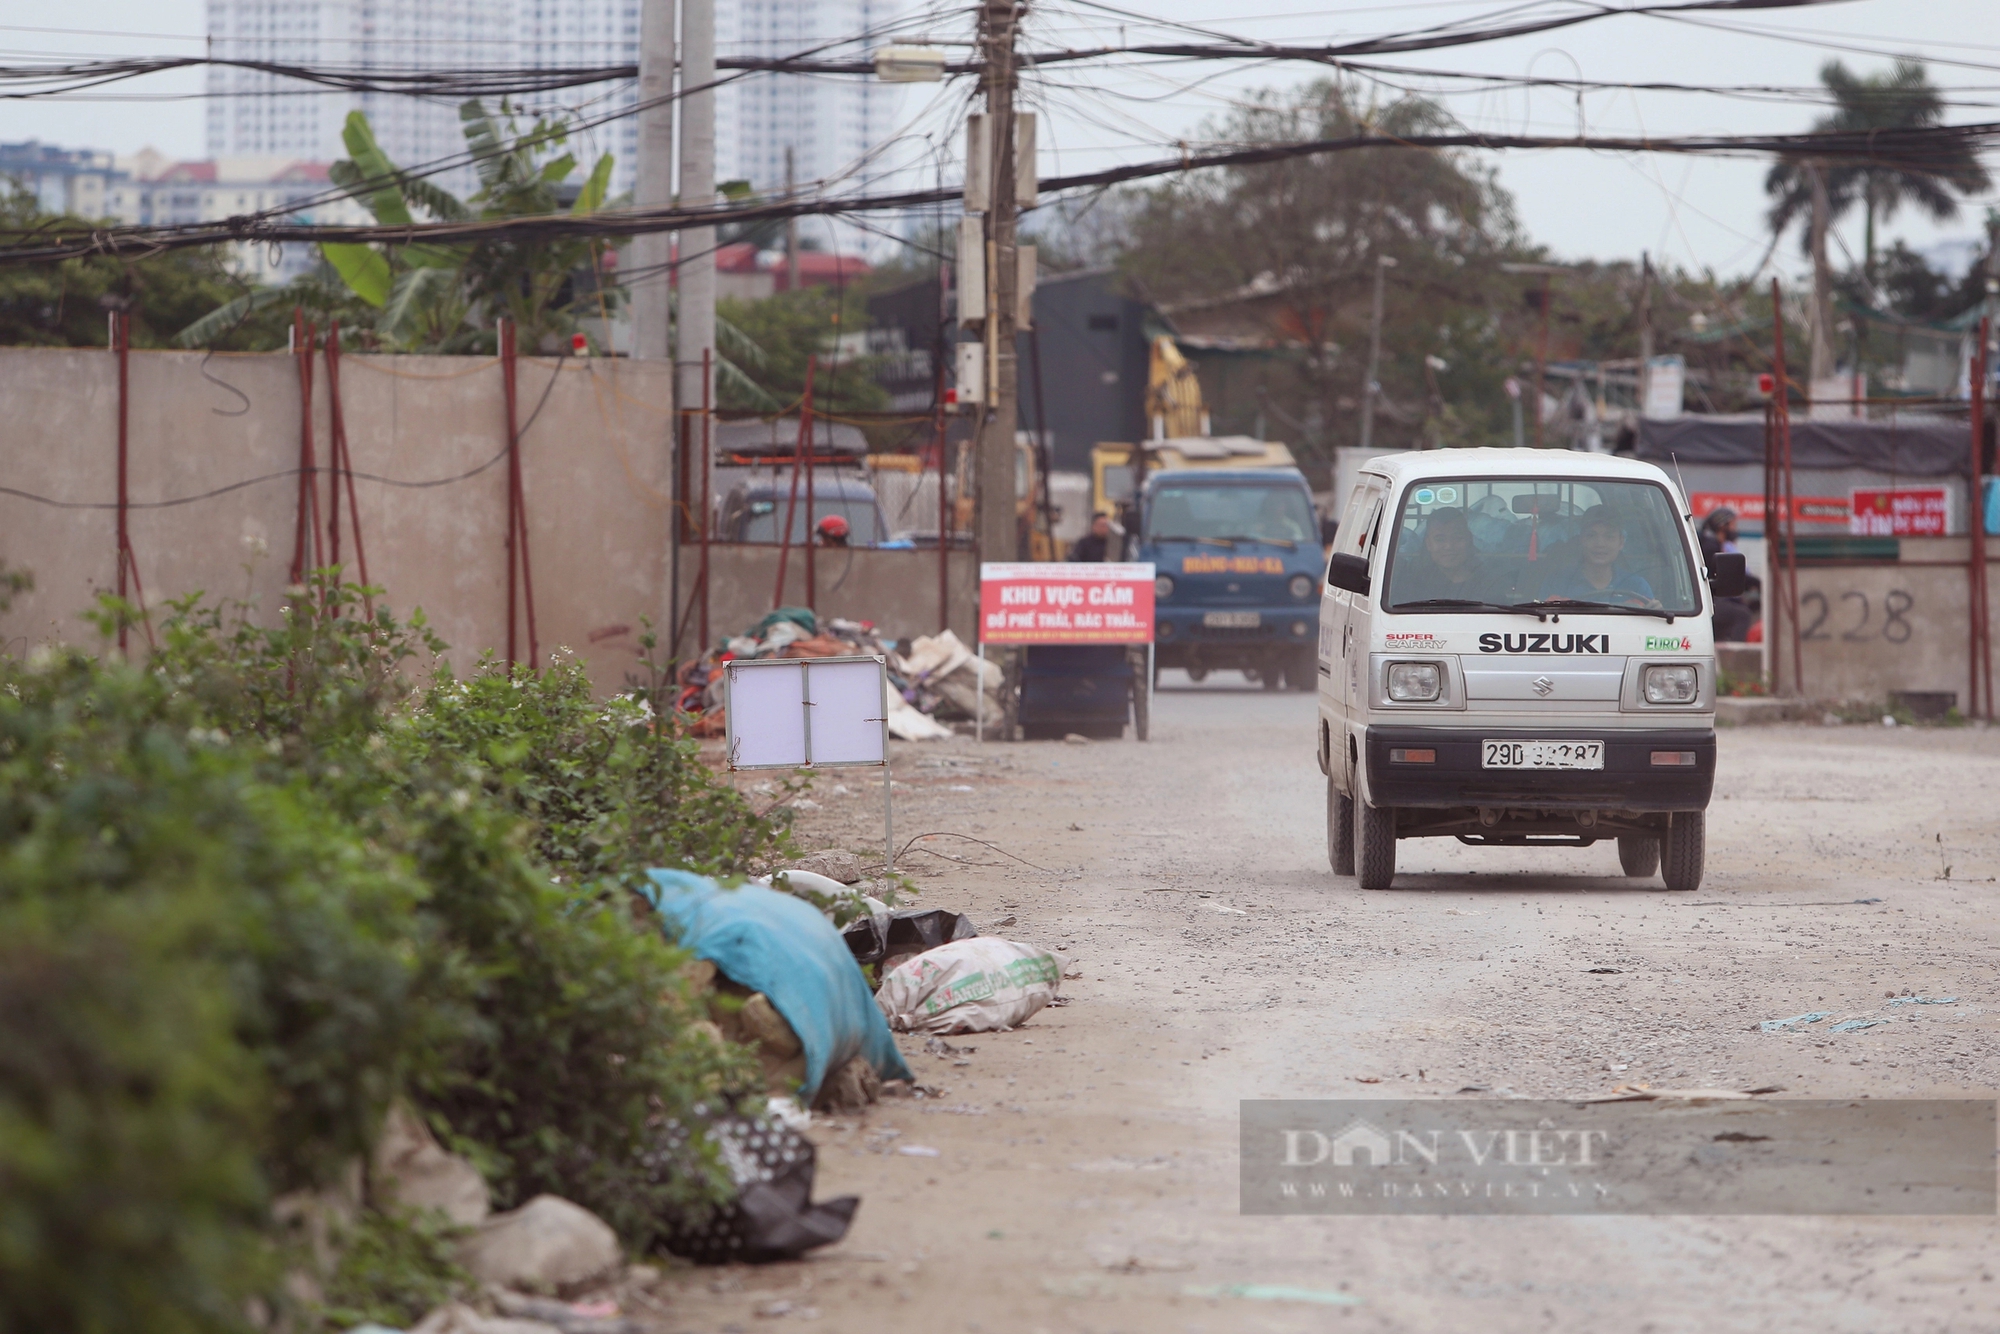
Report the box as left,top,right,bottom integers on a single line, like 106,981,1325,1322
1850,487,1950,536
1690,492,1850,526
978,562,1156,645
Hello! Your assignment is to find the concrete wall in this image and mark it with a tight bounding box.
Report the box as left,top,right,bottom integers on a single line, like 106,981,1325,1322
678,542,979,651
1783,539,2000,706
0,346,676,694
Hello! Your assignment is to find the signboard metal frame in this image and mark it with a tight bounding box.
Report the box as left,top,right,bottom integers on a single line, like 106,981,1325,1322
723,654,897,869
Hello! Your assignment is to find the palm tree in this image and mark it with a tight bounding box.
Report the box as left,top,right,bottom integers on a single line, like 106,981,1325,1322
1766,58,1992,288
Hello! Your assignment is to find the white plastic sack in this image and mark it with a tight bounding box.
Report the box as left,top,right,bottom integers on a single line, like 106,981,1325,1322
887,694,954,740
895,629,972,680
895,629,1002,721
875,938,1061,1034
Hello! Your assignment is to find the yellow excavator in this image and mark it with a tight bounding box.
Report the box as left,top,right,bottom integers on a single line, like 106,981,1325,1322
1090,336,1294,517
947,336,1235,560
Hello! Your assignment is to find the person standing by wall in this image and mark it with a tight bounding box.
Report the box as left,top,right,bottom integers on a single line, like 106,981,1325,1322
1068,512,1116,561
1700,508,1755,641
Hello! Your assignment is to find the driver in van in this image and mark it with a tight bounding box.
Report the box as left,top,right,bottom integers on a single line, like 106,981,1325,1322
1537,507,1659,607
1394,508,1494,603
1256,489,1315,543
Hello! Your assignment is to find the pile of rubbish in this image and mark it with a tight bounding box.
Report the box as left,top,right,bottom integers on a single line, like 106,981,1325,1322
675,607,1000,741
347,855,1061,1333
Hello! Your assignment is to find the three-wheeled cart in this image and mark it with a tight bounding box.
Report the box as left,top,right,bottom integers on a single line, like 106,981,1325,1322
1015,645,1151,740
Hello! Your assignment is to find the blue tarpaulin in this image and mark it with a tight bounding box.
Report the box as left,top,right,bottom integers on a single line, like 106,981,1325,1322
641,869,913,1100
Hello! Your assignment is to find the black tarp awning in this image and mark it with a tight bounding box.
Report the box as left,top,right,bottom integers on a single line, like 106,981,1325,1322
1630,414,1971,478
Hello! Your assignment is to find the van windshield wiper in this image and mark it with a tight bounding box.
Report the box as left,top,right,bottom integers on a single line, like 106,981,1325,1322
1511,598,1680,622
1391,598,1526,613
1219,534,1299,549
1151,534,1235,547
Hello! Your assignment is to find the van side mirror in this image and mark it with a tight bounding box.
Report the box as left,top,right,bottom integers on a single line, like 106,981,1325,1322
1707,551,1748,598
1326,552,1371,596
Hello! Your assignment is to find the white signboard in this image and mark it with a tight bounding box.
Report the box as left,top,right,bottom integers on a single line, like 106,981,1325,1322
1642,355,1685,420
725,654,895,870
724,655,888,769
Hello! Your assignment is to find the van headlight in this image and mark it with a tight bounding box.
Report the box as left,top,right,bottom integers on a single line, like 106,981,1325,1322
1154,575,1174,600
1288,574,1314,599
1643,664,1699,704
1387,661,1442,702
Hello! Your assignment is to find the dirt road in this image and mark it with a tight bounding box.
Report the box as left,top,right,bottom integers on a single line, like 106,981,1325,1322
663,680,2000,1333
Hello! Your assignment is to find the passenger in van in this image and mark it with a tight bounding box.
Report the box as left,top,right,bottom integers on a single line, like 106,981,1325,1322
1394,508,1496,604
1535,507,1658,606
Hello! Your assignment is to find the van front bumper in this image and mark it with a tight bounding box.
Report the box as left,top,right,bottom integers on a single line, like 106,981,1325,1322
1365,725,1715,812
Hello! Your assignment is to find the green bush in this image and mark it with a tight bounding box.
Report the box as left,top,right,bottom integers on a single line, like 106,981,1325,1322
315,1206,469,1331
0,891,268,1334
405,787,747,1247
0,650,441,1194
402,652,797,882
1,577,787,1331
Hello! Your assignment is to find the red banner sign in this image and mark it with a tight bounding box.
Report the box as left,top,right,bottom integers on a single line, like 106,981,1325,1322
978,562,1156,645
1690,492,1850,526
1850,487,1949,536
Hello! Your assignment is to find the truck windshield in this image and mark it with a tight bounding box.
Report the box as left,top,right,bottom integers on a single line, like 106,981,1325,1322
740,496,883,545
1383,477,1700,614
1146,483,1316,545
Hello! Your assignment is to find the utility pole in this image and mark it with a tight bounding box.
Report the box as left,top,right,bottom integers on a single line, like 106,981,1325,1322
679,0,717,436
1502,262,1563,448
1357,253,1395,451
630,0,675,361
1808,162,1835,390
1637,251,1654,412
974,0,1022,562
1533,272,1551,447
784,145,799,292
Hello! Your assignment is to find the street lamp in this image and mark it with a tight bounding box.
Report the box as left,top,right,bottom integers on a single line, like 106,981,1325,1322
874,45,947,82
1358,254,1397,452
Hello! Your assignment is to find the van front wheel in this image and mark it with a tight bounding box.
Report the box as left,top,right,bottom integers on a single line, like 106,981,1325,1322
1356,801,1397,890
1328,780,1355,876
1660,811,1705,892
1617,834,1660,878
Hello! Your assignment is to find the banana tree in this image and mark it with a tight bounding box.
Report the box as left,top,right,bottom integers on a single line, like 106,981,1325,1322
179,100,779,386
172,258,373,348
180,104,616,352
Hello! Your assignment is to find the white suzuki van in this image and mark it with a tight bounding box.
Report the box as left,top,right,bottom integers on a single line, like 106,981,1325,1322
1317,449,1748,892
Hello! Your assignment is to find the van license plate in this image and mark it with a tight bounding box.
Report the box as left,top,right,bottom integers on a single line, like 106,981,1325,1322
1203,611,1260,628
1482,740,1604,770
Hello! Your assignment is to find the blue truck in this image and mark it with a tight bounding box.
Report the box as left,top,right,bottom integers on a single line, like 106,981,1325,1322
1133,440,1323,691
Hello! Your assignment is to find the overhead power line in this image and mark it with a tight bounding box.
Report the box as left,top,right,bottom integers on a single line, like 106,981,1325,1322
71,2,965,240
0,1,1858,99
0,54,940,100
7,116,1994,266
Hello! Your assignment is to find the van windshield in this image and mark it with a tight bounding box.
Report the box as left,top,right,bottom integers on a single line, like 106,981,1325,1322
1383,477,1700,614
1146,483,1316,545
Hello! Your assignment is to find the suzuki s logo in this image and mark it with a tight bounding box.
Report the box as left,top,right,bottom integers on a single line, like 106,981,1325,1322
1478,633,1610,654
1645,635,1694,651
1532,676,1555,697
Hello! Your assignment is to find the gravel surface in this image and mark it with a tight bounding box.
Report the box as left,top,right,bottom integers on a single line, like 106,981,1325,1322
658,678,2000,1333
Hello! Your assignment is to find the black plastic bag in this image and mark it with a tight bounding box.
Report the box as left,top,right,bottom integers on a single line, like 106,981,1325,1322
841,908,978,965
649,1109,858,1265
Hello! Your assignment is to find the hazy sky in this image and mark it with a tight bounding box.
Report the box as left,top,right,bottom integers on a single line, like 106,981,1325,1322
3,0,1995,279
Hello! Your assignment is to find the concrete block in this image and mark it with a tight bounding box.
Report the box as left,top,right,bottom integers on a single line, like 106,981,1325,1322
457,1195,621,1291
